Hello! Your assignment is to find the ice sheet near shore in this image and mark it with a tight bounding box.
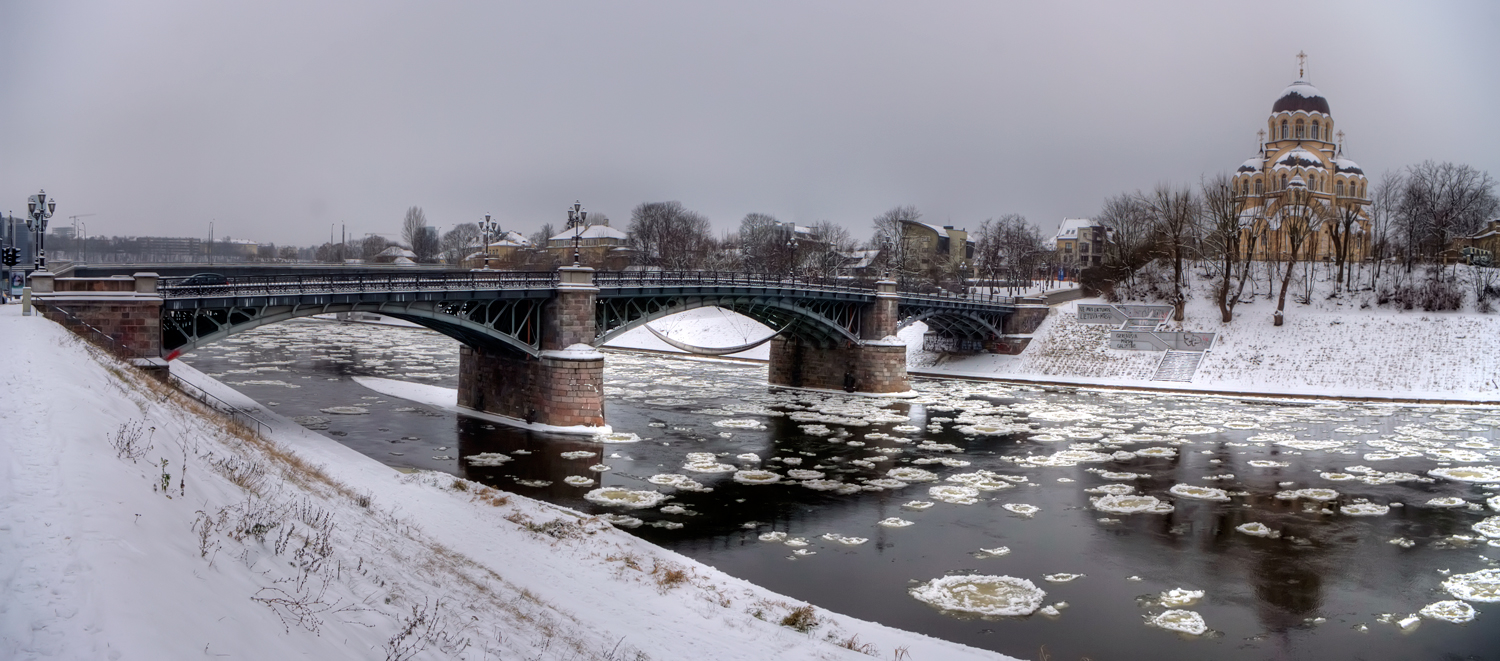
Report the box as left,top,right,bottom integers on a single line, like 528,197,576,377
0,305,1013,661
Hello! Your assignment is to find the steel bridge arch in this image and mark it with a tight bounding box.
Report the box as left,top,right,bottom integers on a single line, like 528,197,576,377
895,307,1005,342
161,298,546,358
594,294,864,349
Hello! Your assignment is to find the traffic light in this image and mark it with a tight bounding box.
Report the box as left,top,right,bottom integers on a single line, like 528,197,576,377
1,246,19,267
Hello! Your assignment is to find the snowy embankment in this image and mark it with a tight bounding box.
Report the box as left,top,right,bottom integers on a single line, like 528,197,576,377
0,304,1010,661
607,279,1500,402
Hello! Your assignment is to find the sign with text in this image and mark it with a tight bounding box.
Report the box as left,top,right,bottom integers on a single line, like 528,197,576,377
1076,304,1123,324
1108,330,1215,352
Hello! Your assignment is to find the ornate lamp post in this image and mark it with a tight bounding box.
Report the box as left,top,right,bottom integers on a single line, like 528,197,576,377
881,237,892,280
567,201,587,266
478,213,499,270
26,189,57,271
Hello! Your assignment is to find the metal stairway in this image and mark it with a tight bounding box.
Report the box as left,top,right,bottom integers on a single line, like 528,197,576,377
1152,350,1205,382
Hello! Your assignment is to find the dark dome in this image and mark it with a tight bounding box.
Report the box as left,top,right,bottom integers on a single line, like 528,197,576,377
1272,80,1330,115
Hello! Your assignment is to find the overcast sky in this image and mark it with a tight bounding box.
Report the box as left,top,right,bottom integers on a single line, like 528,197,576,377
3,1,1496,246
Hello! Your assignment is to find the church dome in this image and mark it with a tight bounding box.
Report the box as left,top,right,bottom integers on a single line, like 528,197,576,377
1272,80,1330,115
1333,157,1365,177
1237,158,1262,173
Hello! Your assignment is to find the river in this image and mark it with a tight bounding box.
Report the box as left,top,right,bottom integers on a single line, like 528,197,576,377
182,317,1500,661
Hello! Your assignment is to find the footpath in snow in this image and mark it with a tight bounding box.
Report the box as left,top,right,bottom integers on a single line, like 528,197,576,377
0,303,1011,661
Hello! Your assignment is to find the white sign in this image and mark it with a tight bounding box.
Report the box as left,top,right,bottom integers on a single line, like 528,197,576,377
1077,304,1121,324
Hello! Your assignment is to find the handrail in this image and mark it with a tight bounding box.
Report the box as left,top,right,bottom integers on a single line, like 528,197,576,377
36,303,146,360
157,268,1020,308
169,375,273,440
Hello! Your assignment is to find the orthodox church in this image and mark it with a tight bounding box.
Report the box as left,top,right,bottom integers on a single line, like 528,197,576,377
1233,54,1370,262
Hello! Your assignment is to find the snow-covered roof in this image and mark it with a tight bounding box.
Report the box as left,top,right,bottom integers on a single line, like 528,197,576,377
549,224,628,242
1333,157,1365,177
842,249,882,270
1273,148,1326,171
489,230,532,248
1272,80,1330,115
1047,218,1101,249
376,246,417,258
899,219,952,238
391,256,417,265
1237,158,1262,173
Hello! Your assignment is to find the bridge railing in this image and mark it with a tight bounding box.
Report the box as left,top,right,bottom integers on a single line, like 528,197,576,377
593,271,878,295
159,270,560,298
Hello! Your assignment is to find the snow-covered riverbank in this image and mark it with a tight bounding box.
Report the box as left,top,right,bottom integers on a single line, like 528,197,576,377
0,304,1011,661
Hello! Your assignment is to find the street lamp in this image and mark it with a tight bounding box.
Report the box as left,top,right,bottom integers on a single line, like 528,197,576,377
26,190,57,271
881,237,892,280
478,213,499,270
567,201,588,267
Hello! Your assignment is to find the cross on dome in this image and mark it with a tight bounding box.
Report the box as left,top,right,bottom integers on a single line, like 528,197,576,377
1297,51,1307,79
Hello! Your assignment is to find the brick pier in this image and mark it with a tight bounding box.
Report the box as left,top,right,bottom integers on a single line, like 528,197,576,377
30,272,166,373
457,266,606,429
767,279,910,394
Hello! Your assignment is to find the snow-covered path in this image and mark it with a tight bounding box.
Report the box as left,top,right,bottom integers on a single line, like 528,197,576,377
0,303,1014,661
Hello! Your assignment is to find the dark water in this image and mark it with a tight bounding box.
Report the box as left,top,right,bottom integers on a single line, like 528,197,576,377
185,318,1500,661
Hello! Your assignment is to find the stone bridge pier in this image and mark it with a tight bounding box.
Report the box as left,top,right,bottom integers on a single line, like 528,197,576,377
457,266,607,430
767,280,909,395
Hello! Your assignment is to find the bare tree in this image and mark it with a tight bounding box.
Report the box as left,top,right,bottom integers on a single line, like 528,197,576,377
1199,173,1254,322
442,223,481,264
1398,161,1499,270
530,223,556,249
871,205,922,285
413,227,440,263
1367,171,1402,290
627,201,712,270
975,214,1043,297
1140,184,1200,321
1324,192,1363,295
401,207,429,252
807,220,854,280
738,213,793,276
1269,181,1322,326
361,234,394,261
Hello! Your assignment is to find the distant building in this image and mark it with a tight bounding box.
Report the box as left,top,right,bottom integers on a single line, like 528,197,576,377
897,219,973,279
1456,219,1500,265
1049,218,1108,268
548,221,634,271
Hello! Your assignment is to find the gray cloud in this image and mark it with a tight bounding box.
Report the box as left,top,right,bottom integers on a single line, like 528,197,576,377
3,0,1496,245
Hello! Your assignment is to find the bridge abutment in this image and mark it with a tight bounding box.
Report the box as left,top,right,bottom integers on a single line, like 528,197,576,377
767,280,910,394
31,272,167,375
457,266,607,431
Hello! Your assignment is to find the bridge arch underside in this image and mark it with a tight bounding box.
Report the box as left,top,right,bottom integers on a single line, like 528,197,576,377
896,307,1006,343
594,295,862,349
161,298,545,358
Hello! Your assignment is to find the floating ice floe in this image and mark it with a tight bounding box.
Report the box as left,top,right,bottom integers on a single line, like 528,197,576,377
758,531,787,542
712,419,766,430
1442,568,1500,602
786,469,826,480
1388,537,1416,548
560,451,597,460
979,546,1011,557
887,467,939,482
946,471,1015,491
646,473,712,492
1426,497,1469,508
583,487,669,509
865,478,909,489
563,476,594,487
1002,504,1040,517
929,485,981,505
1160,589,1204,607
601,514,642,528
1236,522,1280,538
1136,447,1178,458
903,500,935,510
1092,494,1174,515
1022,450,1114,467
1473,516,1500,539
1043,573,1083,583
914,457,971,468
821,533,869,545
1085,484,1135,495
319,406,368,415
1169,484,1231,502
1248,460,1290,468
1490,495,1500,512
1150,609,1208,635
1096,471,1145,480
1420,600,1477,623
465,452,512,467
732,470,782,485
659,504,692,515
650,521,684,529
513,478,551,488
681,452,736,474
1275,488,1340,502
1430,466,1500,483
595,432,642,444
588,464,611,472
909,575,1046,617
783,537,810,547
879,517,915,528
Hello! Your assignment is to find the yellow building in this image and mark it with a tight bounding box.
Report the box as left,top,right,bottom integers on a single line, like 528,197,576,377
1234,57,1370,262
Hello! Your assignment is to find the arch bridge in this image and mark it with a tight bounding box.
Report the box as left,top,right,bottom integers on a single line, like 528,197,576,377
30,268,1044,433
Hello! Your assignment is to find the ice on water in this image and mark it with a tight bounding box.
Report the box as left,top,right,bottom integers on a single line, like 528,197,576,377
909,575,1047,617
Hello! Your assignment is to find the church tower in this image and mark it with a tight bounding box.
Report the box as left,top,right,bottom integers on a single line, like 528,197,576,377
1234,53,1370,262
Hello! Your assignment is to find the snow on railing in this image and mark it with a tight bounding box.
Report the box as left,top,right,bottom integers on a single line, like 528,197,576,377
159,270,561,298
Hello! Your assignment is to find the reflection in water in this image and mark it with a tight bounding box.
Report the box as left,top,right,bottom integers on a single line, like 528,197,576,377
185,319,1500,661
